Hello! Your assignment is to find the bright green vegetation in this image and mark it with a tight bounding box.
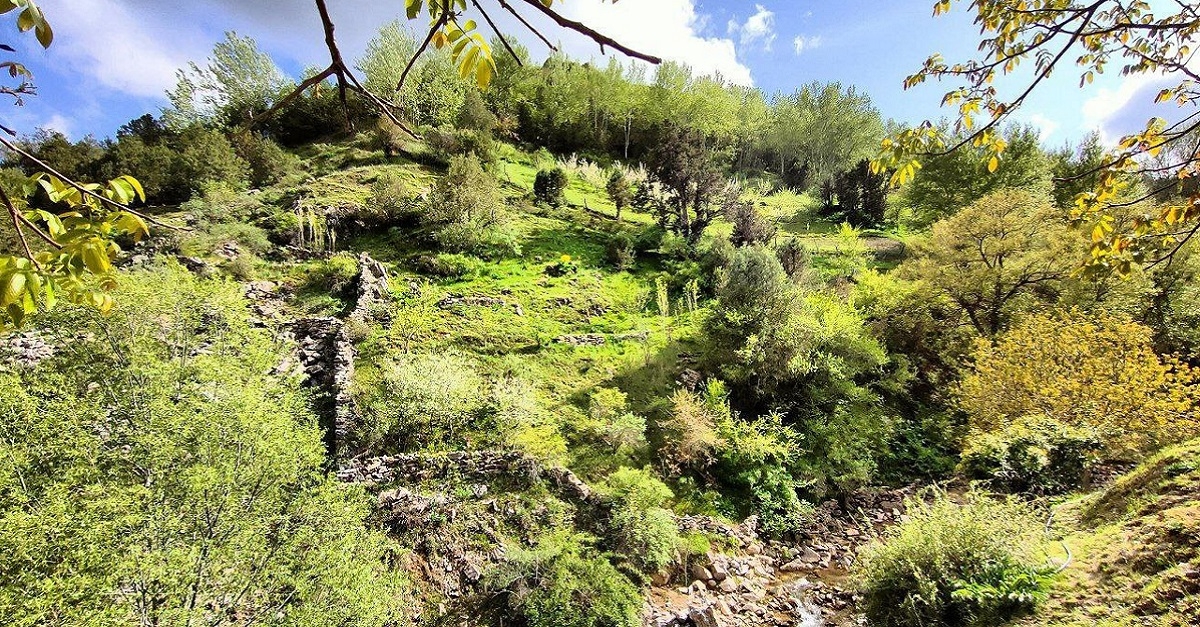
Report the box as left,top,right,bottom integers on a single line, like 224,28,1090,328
1022,439,1200,626
3,19,1200,627
856,492,1056,627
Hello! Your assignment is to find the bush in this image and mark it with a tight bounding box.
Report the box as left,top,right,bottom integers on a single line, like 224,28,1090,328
606,232,636,271
296,252,361,296
181,222,273,258
960,416,1101,494
230,131,298,187
367,170,420,226
419,253,486,280
579,388,646,455
486,532,641,627
424,126,495,164
957,310,1200,460
603,468,679,576
424,154,508,253
357,352,487,452
534,167,568,207
856,492,1055,627
175,127,252,192
727,199,776,247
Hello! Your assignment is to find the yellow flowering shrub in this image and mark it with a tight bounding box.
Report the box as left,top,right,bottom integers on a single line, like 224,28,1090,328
957,310,1200,459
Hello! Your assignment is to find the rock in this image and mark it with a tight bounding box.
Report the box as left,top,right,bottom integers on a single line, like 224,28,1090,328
709,563,728,582
799,547,822,564
718,578,738,593
686,606,718,627
690,565,712,582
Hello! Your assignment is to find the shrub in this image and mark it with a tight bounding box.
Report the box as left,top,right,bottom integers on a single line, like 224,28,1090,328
424,154,507,253
420,253,486,280
181,222,273,258
224,253,259,280
606,170,633,221
297,252,360,296
424,126,495,164
486,532,641,627
606,232,636,271
603,468,679,576
856,491,1055,627
659,383,726,475
358,352,487,452
230,131,297,187
960,416,1102,494
373,116,411,157
367,170,420,226
957,310,1200,460
175,127,252,192
180,182,264,225
581,388,646,454
727,199,777,247
534,167,568,207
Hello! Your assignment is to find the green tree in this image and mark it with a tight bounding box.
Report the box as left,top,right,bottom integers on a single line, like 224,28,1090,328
605,170,632,222
765,82,883,189
165,31,290,128
901,188,1073,336
0,266,407,625
640,125,727,246
879,0,1200,274
356,20,420,100
899,124,1049,228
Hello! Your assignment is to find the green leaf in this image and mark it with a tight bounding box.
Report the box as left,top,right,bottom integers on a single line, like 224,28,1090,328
81,242,111,275
34,18,51,48
16,6,34,31
1,271,25,307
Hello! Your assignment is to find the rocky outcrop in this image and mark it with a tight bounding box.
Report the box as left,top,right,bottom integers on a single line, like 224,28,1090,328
0,330,56,369
351,252,390,324
644,487,917,627
337,451,604,511
279,317,357,460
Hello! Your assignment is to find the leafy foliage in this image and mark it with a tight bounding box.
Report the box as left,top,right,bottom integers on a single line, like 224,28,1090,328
856,491,1055,627
957,310,1200,461
0,266,407,625
486,532,641,627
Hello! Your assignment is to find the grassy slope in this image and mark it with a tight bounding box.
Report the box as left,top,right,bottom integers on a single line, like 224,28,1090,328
1028,440,1200,626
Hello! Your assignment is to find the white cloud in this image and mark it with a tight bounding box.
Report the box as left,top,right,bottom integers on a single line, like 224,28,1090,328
556,0,753,85
728,4,776,51
1024,112,1060,142
42,114,74,137
39,0,210,98
793,35,822,55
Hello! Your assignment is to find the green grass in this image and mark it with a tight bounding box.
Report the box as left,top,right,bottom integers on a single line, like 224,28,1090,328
1024,439,1200,627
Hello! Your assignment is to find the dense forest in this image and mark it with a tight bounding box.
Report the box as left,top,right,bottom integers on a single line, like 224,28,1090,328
3,2,1200,627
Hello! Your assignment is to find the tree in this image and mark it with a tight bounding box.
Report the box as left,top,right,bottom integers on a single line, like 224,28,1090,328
901,189,1073,336
0,2,155,329
727,197,776,247
899,124,1049,227
639,125,727,246
605,170,632,222
823,159,889,228
165,31,290,128
879,0,1200,274
957,310,1200,459
0,267,407,625
765,82,883,189
356,20,420,100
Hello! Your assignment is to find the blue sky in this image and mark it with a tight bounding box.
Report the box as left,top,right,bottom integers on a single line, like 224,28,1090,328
2,0,1177,147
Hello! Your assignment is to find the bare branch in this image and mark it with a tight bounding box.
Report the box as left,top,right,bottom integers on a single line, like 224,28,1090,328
513,0,662,63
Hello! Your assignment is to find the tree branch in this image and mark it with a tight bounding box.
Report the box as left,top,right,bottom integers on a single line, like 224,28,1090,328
513,0,662,63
